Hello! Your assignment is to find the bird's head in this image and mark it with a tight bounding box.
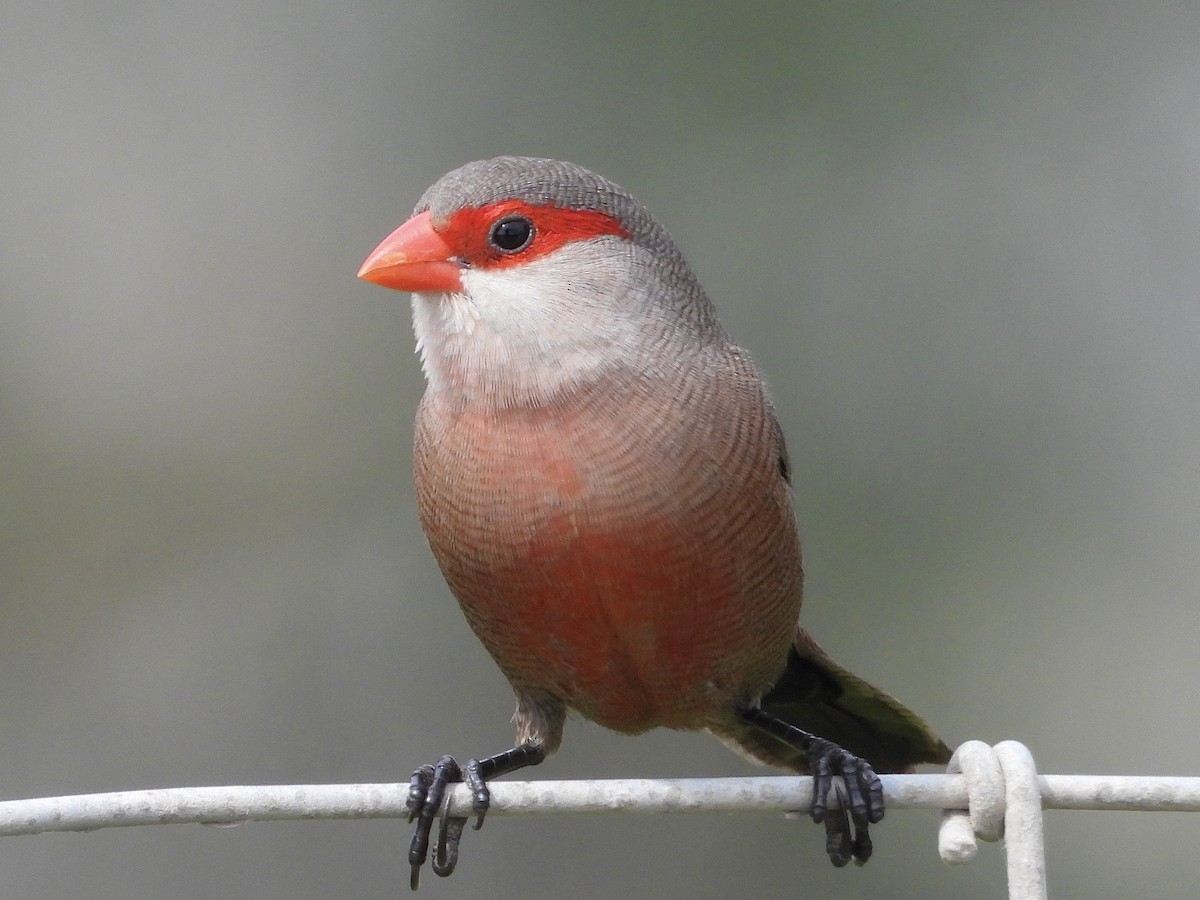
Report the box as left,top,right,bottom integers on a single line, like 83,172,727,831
358,157,723,406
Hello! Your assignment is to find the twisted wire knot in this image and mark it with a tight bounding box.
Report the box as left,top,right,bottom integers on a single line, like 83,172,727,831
938,740,1047,900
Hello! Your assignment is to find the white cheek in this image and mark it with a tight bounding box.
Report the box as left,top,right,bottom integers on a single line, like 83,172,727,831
412,241,649,402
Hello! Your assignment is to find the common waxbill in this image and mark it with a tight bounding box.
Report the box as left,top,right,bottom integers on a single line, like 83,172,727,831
358,156,950,889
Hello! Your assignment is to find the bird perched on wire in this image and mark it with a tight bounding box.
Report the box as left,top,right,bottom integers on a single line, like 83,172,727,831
358,156,950,889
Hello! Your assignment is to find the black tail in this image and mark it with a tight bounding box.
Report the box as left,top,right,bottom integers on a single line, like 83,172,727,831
728,629,950,774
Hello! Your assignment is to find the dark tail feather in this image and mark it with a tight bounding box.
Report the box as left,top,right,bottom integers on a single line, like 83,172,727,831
730,629,951,774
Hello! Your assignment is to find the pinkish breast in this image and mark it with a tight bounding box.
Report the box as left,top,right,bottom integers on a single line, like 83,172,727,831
413,373,803,734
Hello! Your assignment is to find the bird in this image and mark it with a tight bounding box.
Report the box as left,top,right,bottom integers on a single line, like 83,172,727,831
357,156,950,889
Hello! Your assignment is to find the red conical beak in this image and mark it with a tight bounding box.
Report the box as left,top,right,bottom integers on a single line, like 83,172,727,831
357,210,463,292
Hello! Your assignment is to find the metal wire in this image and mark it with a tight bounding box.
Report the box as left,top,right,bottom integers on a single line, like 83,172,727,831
1,742,1198,899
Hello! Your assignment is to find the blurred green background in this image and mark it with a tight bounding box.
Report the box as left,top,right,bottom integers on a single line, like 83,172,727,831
3,2,1199,898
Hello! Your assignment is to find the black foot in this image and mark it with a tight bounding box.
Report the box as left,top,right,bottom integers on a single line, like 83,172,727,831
736,705,884,867
807,737,884,866
405,755,490,890
404,743,546,890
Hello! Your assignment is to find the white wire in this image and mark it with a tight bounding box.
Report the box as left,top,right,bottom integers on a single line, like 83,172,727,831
1,772,1198,837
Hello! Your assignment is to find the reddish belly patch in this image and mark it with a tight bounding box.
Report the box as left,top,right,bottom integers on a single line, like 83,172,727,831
417,398,795,735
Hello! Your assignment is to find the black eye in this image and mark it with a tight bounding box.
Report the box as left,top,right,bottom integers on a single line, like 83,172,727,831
489,216,534,252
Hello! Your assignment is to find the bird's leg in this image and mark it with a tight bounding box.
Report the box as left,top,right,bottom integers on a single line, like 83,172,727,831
406,742,546,889
736,705,884,866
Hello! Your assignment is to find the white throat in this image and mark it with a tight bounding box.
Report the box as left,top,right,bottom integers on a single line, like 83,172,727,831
412,239,660,406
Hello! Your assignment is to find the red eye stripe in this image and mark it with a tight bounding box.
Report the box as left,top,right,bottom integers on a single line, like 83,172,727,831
439,200,629,270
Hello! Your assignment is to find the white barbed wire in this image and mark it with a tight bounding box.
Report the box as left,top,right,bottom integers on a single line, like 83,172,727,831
2,742,1198,900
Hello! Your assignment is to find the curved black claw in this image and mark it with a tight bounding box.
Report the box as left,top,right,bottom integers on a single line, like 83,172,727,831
406,756,489,890
808,739,884,866
403,742,545,889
